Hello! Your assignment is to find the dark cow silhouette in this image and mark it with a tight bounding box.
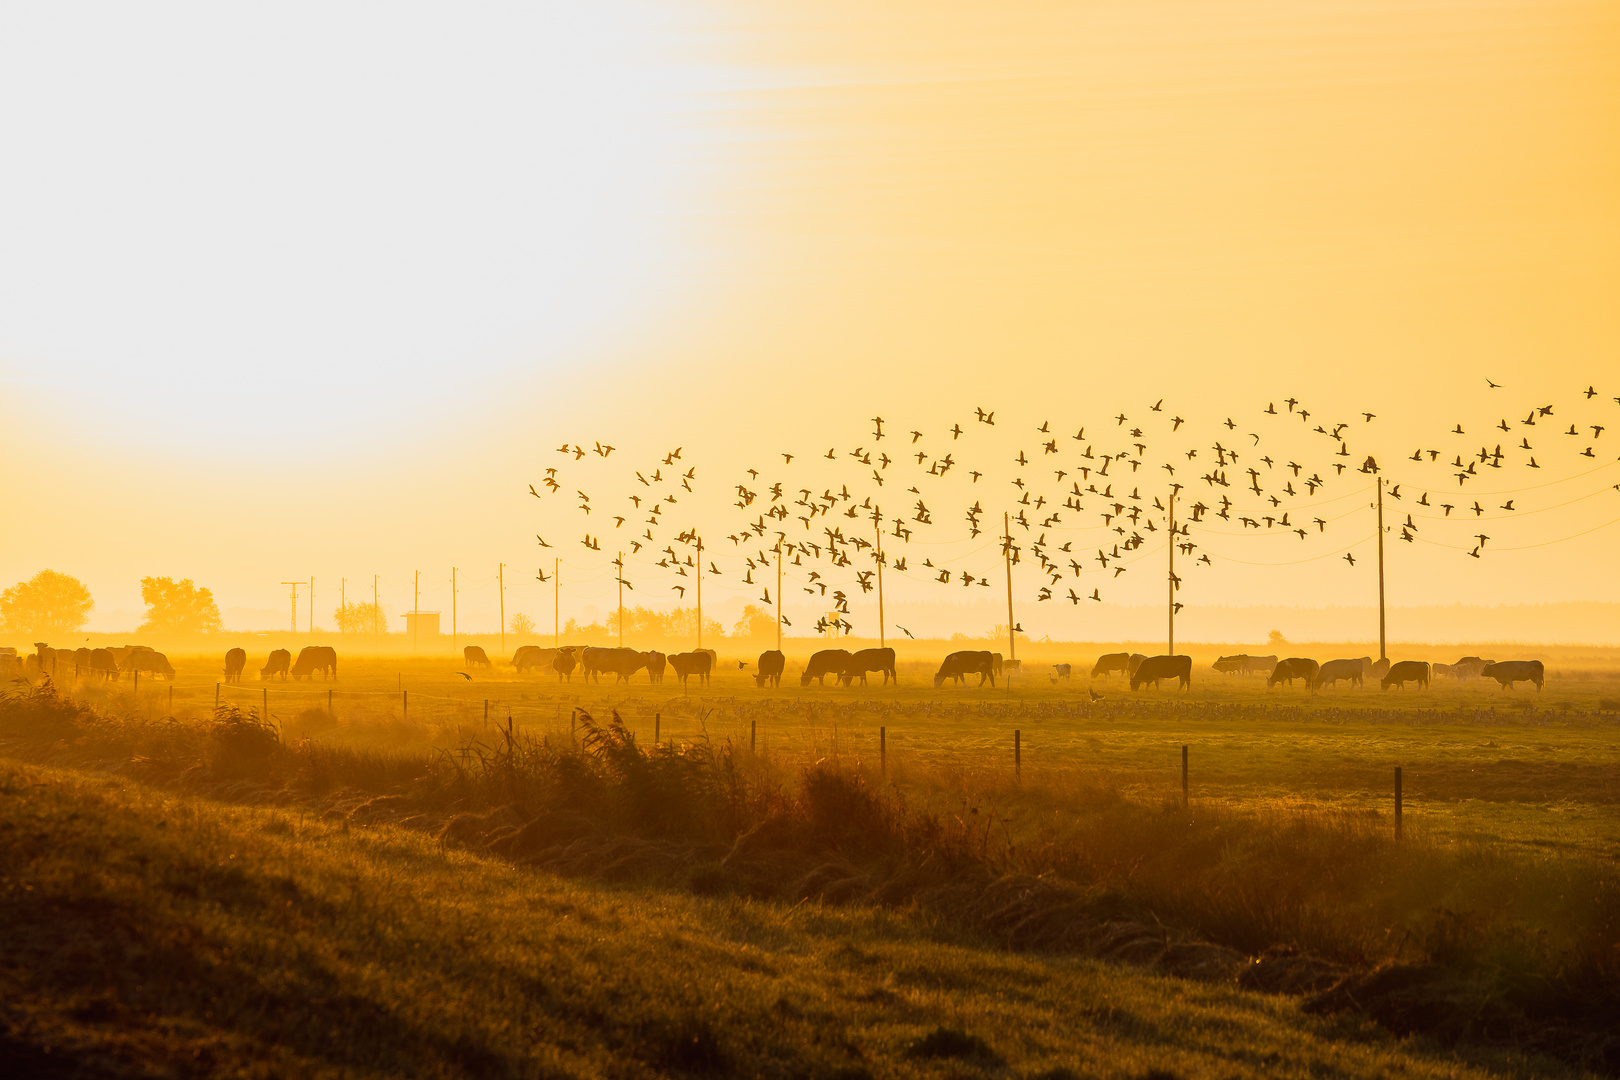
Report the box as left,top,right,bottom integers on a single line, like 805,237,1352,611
1381,660,1430,690
224,648,247,684
72,647,91,675
934,650,996,688
1212,655,1245,674
464,645,491,669
1131,655,1191,691
513,646,558,673
1267,657,1320,690
32,644,57,677
668,650,712,687
261,649,291,681
801,649,853,687
1316,658,1365,688
124,650,176,680
840,647,896,686
1482,660,1544,691
991,652,1005,676
643,650,666,683
291,646,337,681
1127,653,1148,680
1091,652,1130,678
1052,663,1071,680
584,647,646,683
552,647,578,682
88,648,119,681
1451,656,1493,680
1370,658,1391,681
755,649,785,688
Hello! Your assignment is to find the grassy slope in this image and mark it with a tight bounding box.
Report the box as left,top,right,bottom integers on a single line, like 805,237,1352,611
0,759,1584,1080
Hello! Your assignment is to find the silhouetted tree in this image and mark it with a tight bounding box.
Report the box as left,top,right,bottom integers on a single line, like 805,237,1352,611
138,577,224,633
0,569,94,636
509,612,535,636
335,600,387,635
731,604,776,640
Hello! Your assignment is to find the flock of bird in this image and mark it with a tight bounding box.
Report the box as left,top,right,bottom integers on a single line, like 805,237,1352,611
525,381,1618,635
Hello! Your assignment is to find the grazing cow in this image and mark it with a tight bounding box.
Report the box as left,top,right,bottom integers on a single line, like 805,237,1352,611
1268,657,1320,690
698,648,718,671
1369,658,1391,681
934,650,996,688
1431,663,1455,679
290,646,337,681
224,648,247,684
1131,655,1191,691
1316,658,1364,688
1381,660,1430,690
552,647,578,682
801,649,853,687
464,645,491,670
88,648,119,681
1127,653,1148,680
1481,660,1545,692
840,647,897,686
643,650,666,684
755,649,785,688
513,646,558,673
1212,655,1245,675
1052,663,1071,680
261,649,291,681
32,643,57,677
1004,658,1022,674
668,650,713,687
72,647,92,675
124,650,176,680
1091,652,1130,679
1452,656,1493,680
991,653,1005,676
583,647,646,683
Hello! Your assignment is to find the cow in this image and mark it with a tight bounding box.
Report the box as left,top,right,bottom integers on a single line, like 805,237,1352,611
552,647,578,682
1091,652,1130,679
1481,660,1545,692
840,647,897,686
1212,655,1245,675
583,647,646,683
643,650,666,683
668,650,713,687
290,646,337,681
1316,658,1365,688
1127,653,1148,680
0,648,22,682
1004,658,1022,674
755,649,785,688
32,643,57,678
224,648,247,684
261,649,291,681
1245,654,1279,675
1052,663,1071,680
1369,658,1391,681
124,650,176,680
464,645,491,669
1131,655,1191,691
513,646,558,673
88,648,120,681
934,650,996,688
1452,656,1493,680
801,649,852,687
1381,660,1430,690
1268,657,1320,690
71,647,92,676
1432,663,1455,679
991,652,1005,676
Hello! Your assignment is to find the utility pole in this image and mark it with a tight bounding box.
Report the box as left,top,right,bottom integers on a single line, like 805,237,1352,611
775,541,783,651
1003,512,1016,665
1167,491,1176,656
616,552,624,647
280,581,302,633
498,563,505,656
696,535,703,650
413,570,420,654
451,567,457,657
1376,476,1387,662
875,506,885,650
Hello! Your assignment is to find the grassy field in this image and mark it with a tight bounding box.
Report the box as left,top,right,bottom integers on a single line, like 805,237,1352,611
0,757,1597,1079
9,651,1617,1075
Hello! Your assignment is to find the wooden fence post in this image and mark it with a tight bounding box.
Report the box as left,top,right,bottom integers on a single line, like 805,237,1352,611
1394,766,1403,839
215,683,220,709
654,713,660,744
750,718,756,753
484,699,489,725
262,687,267,722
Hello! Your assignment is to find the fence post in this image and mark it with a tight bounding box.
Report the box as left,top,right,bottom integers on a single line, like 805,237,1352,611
215,682,221,709
1014,729,1021,778
655,713,660,744
133,670,139,698
262,687,268,723
1182,745,1189,808
1394,766,1403,839
750,718,756,753
484,699,489,725
880,726,886,779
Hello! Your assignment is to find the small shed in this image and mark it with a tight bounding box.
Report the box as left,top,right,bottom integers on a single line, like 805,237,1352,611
403,612,441,639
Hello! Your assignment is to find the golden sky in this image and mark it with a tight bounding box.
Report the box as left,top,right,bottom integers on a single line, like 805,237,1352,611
2,0,1616,637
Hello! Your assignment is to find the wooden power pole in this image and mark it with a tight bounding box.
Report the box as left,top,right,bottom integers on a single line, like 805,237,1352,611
696,536,703,650
875,507,885,650
1003,512,1016,665
616,552,624,647
775,542,783,651
280,581,302,634
1376,476,1387,662
1168,491,1176,657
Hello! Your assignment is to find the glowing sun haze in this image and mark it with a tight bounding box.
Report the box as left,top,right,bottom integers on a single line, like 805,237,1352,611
1,0,1616,635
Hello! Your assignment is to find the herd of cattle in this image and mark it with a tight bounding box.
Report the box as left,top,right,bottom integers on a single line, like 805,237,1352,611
1,641,1545,693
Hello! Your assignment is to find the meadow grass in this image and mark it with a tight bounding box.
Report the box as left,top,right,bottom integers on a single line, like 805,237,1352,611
0,756,1598,1080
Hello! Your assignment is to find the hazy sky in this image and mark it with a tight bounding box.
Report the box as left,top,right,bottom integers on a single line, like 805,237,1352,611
2,0,1616,637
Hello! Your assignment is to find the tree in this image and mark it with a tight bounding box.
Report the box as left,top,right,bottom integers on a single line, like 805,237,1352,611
335,600,388,635
138,577,224,633
509,612,535,636
1268,629,1288,648
731,604,776,640
0,569,94,638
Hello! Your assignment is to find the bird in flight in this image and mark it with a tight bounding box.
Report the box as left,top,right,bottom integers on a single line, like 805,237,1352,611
536,535,551,547
1344,552,1356,565
1486,378,1501,388
896,625,915,639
